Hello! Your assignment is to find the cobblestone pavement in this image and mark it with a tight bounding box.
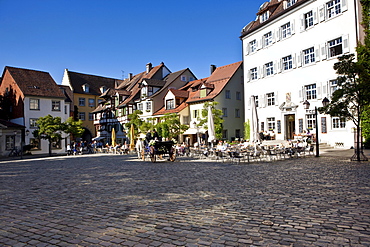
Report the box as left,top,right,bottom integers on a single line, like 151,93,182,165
1,153,370,246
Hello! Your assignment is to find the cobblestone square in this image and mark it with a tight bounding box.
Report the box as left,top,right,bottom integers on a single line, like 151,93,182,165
1,154,370,246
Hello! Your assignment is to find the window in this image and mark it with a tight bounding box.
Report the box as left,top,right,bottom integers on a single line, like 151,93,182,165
287,0,296,7
222,129,228,139
30,98,40,110
332,117,346,128
267,117,276,130
79,98,85,106
83,84,89,93
166,99,174,110
89,113,94,121
182,116,189,125
200,89,207,98
303,47,315,65
261,12,269,22
282,55,293,71
264,32,272,47
250,67,258,80
30,118,38,128
222,108,228,117
65,105,68,114
255,96,259,107
281,22,291,39
78,112,85,120
235,109,240,118
265,62,274,76
306,114,316,129
304,11,314,29
328,37,343,58
236,92,241,100
330,79,338,95
267,92,275,106
249,40,257,53
235,129,241,138
6,135,15,150
88,99,95,107
225,90,231,99
327,0,341,19
181,75,187,81
146,101,152,111
305,84,317,100
52,100,61,111
193,109,199,118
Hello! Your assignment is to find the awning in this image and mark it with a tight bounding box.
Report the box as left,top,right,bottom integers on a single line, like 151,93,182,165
92,136,105,141
183,128,206,135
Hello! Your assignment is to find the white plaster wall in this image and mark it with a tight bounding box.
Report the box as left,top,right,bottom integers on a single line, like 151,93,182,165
242,0,358,148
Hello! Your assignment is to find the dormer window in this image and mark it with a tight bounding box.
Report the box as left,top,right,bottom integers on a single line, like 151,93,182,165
287,0,297,8
261,11,269,22
166,99,175,110
200,89,207,98
82,84,90,93
100,86,107,93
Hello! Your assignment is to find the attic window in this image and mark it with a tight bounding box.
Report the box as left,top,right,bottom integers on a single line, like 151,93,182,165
261,11,269,22
200,89,207,98
83,84,90,93
287,0,297,8
100,86,107,93
28,86,40,89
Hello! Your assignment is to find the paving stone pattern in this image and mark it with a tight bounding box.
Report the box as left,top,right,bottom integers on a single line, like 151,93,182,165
1,155,370,246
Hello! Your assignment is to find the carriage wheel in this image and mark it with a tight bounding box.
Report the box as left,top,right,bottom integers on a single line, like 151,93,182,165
150,146,156,163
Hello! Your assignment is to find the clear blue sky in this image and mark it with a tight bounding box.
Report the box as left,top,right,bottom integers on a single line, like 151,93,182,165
0,0,262,83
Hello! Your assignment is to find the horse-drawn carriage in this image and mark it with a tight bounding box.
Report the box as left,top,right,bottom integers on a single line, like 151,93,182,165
143,141,176,163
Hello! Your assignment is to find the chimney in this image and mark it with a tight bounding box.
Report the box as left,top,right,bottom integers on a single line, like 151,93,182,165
210,64,217,74
146,63,152,73
128,73,133,80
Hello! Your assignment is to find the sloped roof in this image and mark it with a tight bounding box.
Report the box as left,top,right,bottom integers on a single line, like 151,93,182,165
0,119,25,129
240,0,309,38
143,78,166,87
4,66,65,98
59,85,73,103
153,101,188,116
67,70,122,96
186,61,242,104
169,89,189,98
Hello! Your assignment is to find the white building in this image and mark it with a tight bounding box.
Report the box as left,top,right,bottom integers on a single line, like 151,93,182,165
241,0,362,148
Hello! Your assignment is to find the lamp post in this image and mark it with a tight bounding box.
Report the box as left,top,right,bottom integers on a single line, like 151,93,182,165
303,97,330,157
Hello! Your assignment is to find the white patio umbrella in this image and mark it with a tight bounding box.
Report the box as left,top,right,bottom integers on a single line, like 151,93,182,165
207,105,216,145
251,96,261,143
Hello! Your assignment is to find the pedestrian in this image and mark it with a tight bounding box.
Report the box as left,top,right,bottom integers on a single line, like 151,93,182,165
135,138,144,159
145,130,152,145
66,143,72,155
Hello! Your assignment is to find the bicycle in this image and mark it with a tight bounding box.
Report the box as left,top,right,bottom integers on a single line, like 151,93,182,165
8,147,21,157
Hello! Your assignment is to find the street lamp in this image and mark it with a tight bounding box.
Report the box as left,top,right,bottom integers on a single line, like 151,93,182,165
303,97,330,157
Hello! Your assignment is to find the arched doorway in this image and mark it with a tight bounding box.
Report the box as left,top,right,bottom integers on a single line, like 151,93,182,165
81,128,93,142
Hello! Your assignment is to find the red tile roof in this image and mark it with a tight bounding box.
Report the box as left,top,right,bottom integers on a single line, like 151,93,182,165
169,89,189,98
5,66,65,98
153,101,188,116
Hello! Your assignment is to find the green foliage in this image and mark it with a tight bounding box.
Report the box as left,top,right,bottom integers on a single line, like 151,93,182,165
125,110,144,137
64,117,84,138
244,120,251,141
33,115,64,155
156,113,189,140
198,101,224,140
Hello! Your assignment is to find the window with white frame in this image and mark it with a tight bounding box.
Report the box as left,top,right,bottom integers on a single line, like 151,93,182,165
181,75,187,81
282,55,293,71
304,11,314,29
281,22,291,39
79,97,85,106
267,117,276,130
83,84,89,93
52,100,61,111
146,101,152,111
78,112,85,120
303,47,315,65
30,118,38,128
30,98,40,110
249,39,257,53
327,0,342,19
330,79,338,95
306,114,316,129
166,99,175,110
137,103,143,111
305,84,317,100
265,62,274,76
267,92,275,106
250,67,258,80
225,90,231,99
261,11,269,22
222,108,228,117
332,117,346,128
328,37,343,58
235,109,240,118
264,32,272,47
287,0,297,7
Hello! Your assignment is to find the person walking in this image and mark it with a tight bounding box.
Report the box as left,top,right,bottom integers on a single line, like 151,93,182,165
135,138,144,159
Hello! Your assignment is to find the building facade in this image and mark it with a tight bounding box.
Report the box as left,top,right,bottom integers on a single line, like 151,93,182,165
241,0,362,147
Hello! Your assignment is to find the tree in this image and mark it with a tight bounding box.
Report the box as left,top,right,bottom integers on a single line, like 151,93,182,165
125,110,145,138
64,117,84,139
198,101,224,140
33,115,64,156
156,113,189,141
